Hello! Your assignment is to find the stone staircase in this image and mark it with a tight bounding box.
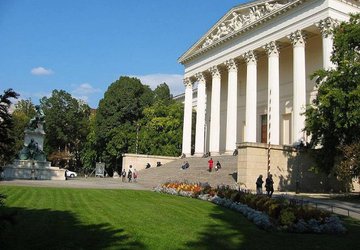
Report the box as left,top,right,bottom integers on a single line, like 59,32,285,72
136,155,238,189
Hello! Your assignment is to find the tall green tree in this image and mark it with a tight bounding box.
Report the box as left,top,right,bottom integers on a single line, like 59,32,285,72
40,90,90,169
81,111,97,172
304,14,360,176
153,82,172,104
137,100,183,156
0,89,19,166
95,76,153,171
12,99,36,152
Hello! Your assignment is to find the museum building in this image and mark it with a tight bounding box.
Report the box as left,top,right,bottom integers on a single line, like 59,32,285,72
178,0,359,157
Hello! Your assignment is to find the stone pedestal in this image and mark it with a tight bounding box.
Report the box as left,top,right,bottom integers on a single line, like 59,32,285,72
3,160,66,180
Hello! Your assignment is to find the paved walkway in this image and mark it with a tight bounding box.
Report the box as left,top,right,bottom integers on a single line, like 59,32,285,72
1,178,359,220
0,177,149,190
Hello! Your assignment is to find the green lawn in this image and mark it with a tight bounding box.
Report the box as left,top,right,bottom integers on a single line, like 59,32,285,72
1,186,360,250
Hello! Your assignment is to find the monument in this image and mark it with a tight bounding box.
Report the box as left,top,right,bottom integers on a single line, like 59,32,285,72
3,105,66,180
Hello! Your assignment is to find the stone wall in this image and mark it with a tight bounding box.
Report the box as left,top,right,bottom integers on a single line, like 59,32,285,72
237,142,360,193
122,154,178,172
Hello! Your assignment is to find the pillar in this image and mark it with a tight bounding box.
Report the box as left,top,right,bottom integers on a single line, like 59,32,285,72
264,41,280,145
194,72,206,156
316,17,336,70
209,66,221,155
244,50,257,143
182,78,193,156
288,30,306,143
225,58,238,153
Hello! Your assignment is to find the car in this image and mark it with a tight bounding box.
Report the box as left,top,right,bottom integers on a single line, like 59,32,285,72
66,170,77,178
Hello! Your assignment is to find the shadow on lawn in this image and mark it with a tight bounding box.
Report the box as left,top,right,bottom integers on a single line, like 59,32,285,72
181,205,360,250
180,205,258,250
0,207,146,250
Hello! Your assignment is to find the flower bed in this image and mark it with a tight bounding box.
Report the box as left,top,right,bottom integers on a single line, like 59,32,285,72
154,182,347,234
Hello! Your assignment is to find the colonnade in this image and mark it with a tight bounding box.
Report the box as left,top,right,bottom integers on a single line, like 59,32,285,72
182,18,335,156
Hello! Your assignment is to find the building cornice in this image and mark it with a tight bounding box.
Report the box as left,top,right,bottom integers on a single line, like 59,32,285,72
178,0,309,64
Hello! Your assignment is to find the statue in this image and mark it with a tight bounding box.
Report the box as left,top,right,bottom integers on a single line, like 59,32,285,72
19,139,46,161
27,105,45,131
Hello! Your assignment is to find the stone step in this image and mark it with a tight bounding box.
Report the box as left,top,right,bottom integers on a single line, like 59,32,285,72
137,155,238,189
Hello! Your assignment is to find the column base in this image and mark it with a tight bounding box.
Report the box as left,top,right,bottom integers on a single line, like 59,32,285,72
210,151,221,156
223,150,234,155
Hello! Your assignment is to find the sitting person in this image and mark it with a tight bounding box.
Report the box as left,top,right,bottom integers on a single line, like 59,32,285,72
215,161,221,171
145,163,151,169
181,161,189,170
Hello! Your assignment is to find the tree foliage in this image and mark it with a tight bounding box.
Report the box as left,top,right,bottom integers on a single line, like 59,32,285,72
12,99,36,153
304,14,360,176
95,76,154,171
40,90,90,169
137,100,183,156
0,89,19,166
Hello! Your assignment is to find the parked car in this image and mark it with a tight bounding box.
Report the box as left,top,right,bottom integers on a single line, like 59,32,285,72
66,170,77,178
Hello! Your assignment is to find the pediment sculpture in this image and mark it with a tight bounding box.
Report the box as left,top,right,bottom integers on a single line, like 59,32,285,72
201,1,287,49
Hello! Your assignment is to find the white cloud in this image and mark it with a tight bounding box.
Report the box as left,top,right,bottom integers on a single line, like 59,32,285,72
71,83,101,107
72,83,101,95
132,73,184,96
30,66,54,76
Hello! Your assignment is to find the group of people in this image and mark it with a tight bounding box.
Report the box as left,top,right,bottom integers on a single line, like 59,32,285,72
208,158,222,172
121,165,138,182
256,174,274,197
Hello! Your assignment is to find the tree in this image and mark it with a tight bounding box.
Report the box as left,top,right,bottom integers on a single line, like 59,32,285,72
153,82,172,104
95,76,154,172
304,14,360,178
0,89,19,166
137,100,183,156
40,90,90,169
12,99,36,152
81,111,97,173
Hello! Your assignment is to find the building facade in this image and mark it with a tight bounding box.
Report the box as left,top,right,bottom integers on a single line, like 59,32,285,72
178,0,359,157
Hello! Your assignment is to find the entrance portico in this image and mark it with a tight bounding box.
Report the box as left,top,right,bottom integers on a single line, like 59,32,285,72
179,0,358,156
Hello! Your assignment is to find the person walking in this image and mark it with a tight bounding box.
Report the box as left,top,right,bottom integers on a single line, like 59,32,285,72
256,175,264,194
128,165,133,182
121,169,126,182
265,174,274,197
208,158,214,172
133,168,138,182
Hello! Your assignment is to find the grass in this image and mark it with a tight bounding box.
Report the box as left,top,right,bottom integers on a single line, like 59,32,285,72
0,186,360,250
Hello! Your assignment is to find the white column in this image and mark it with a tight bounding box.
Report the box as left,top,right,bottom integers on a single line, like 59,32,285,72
182,78,193,156
264,42,280,145
288,30,306,143
209,66,221,155
225,58,238,153
244,50,257,143
316,17,336,70
194,72,206,156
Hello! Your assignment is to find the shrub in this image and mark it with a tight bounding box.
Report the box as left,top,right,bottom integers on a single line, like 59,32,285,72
268,203,282,219
279,208,296,226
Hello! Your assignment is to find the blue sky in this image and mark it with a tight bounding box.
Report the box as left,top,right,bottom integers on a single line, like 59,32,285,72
0,0,245,108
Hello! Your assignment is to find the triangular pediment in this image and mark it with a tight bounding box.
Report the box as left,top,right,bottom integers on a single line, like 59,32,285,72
178,0,295,63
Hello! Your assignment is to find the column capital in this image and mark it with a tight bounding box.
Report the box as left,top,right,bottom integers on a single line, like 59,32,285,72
183,77,193,88
244,50,257,64
288,30,306,47
264,41,280,57
225,58,238,72
209,66,221,78
195,72,206,83
316,17,339,38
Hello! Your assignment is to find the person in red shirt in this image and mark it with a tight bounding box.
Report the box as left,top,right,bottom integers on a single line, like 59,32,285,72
208,158,214,172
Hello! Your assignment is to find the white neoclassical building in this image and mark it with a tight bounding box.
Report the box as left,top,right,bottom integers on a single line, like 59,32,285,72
179,0,359,157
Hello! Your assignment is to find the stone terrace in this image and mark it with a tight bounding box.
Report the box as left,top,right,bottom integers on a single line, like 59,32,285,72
136,155,238,189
